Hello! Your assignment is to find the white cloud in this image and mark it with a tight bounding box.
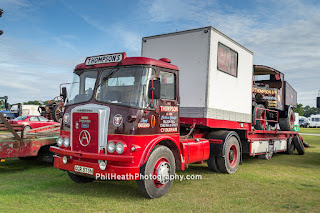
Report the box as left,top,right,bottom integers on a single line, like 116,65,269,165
143,0,320,106
0,36,77,104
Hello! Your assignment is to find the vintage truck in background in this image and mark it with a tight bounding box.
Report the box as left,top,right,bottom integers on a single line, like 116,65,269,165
252,65,297,131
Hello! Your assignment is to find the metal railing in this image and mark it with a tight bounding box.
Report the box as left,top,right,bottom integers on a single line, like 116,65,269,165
253,107,279,130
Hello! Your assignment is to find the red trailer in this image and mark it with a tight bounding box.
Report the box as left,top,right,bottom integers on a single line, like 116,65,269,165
0,113,59,163
50,27,305,198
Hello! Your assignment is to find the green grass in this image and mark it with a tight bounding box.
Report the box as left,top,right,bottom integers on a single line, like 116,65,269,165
0,136,320,212
299,127,320,134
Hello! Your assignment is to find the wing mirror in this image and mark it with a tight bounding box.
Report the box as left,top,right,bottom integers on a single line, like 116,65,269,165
61,87,67,102
148,79,161,100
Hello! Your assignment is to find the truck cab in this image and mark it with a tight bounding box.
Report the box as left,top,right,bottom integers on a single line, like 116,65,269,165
51,52,183,197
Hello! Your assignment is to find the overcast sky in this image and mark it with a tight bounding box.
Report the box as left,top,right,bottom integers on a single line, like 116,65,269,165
0,0,319,106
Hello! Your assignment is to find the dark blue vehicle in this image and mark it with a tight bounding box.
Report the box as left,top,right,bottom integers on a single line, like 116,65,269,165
0,96,21,121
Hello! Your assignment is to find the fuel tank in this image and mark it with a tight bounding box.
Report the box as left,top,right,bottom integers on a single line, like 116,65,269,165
180,137,210,165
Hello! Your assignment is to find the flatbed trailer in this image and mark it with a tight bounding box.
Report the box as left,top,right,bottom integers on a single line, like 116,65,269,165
0,113,59,163
50,26,305,199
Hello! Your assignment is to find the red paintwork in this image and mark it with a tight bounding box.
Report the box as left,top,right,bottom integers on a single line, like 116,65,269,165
53,155,140,180
8,115,59,130
0,137,56,159
180,138,210,165
50,146,133,162
180,117,251,130
228,144,238,167
72,113,99,153
208,139,223,144
253,107,279,127
153,157,169,188
0,124,23,131
50,133,184,178
75,55,179,71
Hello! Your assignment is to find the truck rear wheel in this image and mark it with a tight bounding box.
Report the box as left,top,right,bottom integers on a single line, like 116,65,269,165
252,104,266,130
286,136,295,154
279,108,294,131
292,135,305,155
137,145,175,199
207,155,220,173
216,136,240,174
67,171,95,183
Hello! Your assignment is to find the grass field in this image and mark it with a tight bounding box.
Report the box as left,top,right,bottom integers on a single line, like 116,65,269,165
300,127,320,134
0,134,319,212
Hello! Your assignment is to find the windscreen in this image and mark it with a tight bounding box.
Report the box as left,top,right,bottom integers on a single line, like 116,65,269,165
66,69,98,105
96,66,155,109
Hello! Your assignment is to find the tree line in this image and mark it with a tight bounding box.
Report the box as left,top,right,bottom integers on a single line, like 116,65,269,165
23,100,50,105
294,104,320,117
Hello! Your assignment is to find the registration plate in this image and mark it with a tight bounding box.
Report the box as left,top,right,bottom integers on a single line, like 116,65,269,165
74,165,93,175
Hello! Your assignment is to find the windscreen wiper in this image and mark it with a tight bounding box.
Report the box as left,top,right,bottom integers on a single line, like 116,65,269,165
102,61,122,82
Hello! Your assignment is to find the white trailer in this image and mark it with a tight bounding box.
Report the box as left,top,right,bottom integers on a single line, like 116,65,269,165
309,114,320,128
142,26,253,123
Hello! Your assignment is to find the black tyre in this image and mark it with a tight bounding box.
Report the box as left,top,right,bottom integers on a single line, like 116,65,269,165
286,136,295,154
216,136,240,174
67,171,95,183
279,108,294,131
19,156,38,161
207,155,220,173
52,104,63,123
292,135,305,155
252,104,266,130
24,125,31,132
137,145,175,199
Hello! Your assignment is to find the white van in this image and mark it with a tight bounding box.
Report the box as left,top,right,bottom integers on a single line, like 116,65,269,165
10,105,40,116
298,116,309,127
309,114,320,128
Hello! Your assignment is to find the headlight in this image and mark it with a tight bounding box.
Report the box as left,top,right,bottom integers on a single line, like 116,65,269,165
63,113,70,124
63,137,70,147
99,161,107,170
116,142,124,154
62,156,68,164
57,137,63,147
107,141,115,153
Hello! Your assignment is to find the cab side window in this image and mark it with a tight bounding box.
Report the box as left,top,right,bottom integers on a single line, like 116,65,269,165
159,71,175,100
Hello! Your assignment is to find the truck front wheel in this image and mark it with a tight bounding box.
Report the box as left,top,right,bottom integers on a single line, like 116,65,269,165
137,145,175,199
279,108,294,131
67,171,95,183
216,136,240,174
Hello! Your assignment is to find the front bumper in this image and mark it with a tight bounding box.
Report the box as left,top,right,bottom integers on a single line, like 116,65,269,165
50,146,140,180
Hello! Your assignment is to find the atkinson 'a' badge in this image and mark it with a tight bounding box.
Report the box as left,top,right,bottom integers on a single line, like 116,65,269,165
113,114,123,127
79,130,91,147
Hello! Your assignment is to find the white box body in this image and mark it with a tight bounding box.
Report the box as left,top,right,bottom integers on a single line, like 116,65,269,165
142,26,254,123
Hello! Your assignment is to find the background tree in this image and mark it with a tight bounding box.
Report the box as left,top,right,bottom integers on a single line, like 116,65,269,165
294,103,304,116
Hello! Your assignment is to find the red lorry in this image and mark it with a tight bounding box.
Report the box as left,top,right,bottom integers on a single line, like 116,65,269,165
50,27,305,198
